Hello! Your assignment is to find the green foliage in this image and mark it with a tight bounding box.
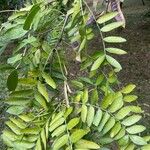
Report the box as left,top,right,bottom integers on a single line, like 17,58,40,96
0,0,150,150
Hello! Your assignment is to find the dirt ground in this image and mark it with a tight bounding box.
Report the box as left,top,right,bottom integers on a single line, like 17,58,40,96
0,0,150,149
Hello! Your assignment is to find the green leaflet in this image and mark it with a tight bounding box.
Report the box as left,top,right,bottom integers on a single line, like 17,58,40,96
53,134,69,150
34,92,48,110
23,4,41,30
97,12,118,24
114,127,125,140
106,48,127,55
101,22,124,32
9,89,33,97
49,118,65,132
7,54,22,64
93,108,103,127
95,74,104,86
52,125,66,137
141,144,150,150
79,38,86,52
125,143,135,150
6,121,21,135
108,94,123,113
123,95,138,102
122,115,142,126
67,118,80,130
91,88,99,104
98,112,110,132
126,125,146,134
115,106,132,120
106,55,122,72
7,70,18,91
6,106,25,115
121,84,136,94
9,117,26,129
41,129,46,150
82,88,88,103
81,104,88,123
87,106,95,127
102,117,115,135
21,127,40,135
75,139,100,149
37,81,49,102
130,135,147,146
118,135,129,146
101,93,114,109
42,72,57,89
2,130,18,141
104,36,126,43
91,54,105,71
13,140,35,149
110,122,121,138
70,129,89,143
35,138,42,150
50,111,64,126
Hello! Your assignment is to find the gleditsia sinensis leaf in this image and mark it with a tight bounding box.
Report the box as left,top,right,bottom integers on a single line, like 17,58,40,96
95,74,104,86
67,118,80,130
49,118,65,132
81,104,88,123
82,88,88,103
42,72,57,89
106,48,127,55
126,125,146,134
6,106,25,115
51,125,66,137
91,88,99,104
2,130,18,141
104,36,126,43
122,115,142,126
125,143,135,150
101,93,114,109
118,135,129,146
9,117,26,129
37,81,49,102
102,117,115,135
13,140,35,149
9,89,33,97
35,138,42,150
50,111,64,126
34,92,48,110
79,38,86,52
52,134,69,150
101,22,124,32
123,95,138,102
97,12,118,24
6,121,21,135
114,127,125,140
106,55,122,72
75,139,100,149
19,114,34,122
41,129,46,150
70,129,90,143
93,108,103,127
87,106,95,127
108,94,123,113
7,54,22,64
7,70,18,91
110,122,121,138
121,84,136,94
23,4,41,30
21,127,40,135
64,107,73,118
98,112,110,132
130,135,147,146
141,144,150,150
91,54,105,71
